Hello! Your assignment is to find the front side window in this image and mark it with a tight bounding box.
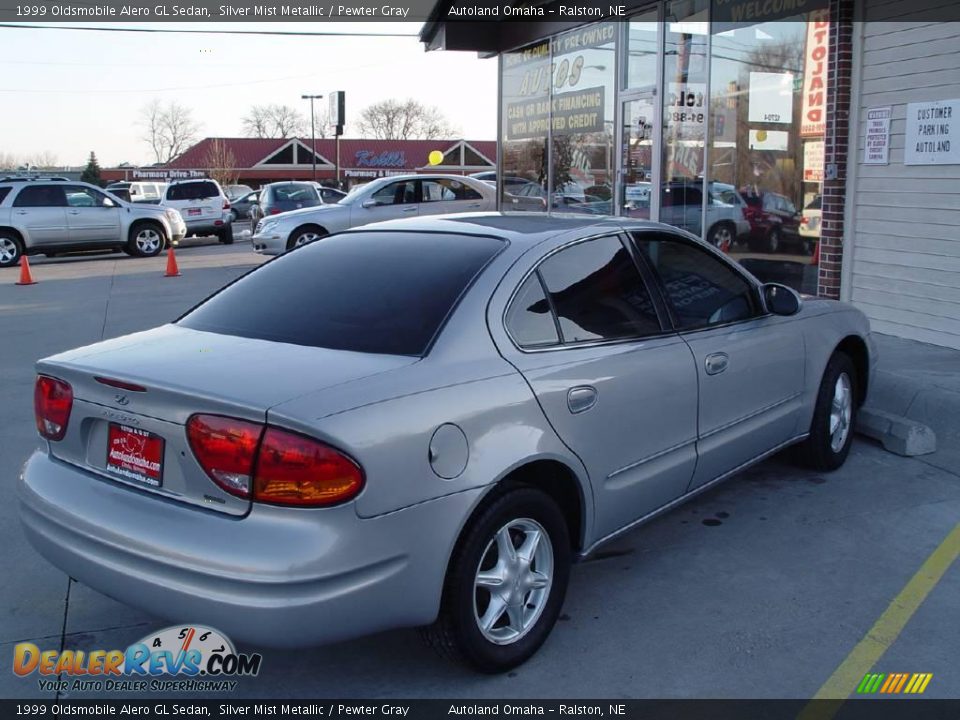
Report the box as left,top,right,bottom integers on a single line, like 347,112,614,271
370,181,417,206
421,179,483,202
537,235,661,344
505,274,560,348
64,186,109,207
14,185,66,208
634,234,758,329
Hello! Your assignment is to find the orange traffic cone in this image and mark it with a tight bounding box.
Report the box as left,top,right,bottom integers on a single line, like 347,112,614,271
15,256,37,285
164,245,180,277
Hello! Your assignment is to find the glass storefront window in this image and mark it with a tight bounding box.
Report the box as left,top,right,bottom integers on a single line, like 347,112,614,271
708,10,826,292
500,41,551,212
626,13,659,90
549,23,616,216
661,0,709,235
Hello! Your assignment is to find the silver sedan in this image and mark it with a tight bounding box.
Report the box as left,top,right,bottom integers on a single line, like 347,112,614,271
20,214,873,673
251,173,495,254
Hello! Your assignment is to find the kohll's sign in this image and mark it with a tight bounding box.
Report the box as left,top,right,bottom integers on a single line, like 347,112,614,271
905,99,960,165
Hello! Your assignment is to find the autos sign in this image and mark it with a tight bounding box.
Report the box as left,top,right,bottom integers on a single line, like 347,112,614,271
801,9,830,137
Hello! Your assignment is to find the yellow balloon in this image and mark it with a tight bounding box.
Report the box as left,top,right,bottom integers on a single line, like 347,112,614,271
428,150,444,166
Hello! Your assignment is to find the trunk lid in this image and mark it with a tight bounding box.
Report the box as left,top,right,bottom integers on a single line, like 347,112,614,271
39,324,417,515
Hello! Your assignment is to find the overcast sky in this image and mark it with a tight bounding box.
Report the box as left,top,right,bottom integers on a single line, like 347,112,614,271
0,22,498,168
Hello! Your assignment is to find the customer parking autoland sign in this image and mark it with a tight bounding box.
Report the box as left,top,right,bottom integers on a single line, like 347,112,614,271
905,99,960,165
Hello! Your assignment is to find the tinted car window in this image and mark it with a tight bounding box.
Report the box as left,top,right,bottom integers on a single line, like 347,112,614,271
371,181,417,206
635,235,758,329
166,181,219,201
0,188,11,204
64,186,109,207
537,235,661,344
179,232,504,356
422,179,484,202
271,183,319,203
14,185,66,207
505,274,560,348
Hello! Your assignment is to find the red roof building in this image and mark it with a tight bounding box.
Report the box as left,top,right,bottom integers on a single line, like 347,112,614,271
102,137,497,188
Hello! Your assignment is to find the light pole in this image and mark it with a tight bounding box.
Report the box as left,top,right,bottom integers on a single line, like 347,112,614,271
301,94,323,182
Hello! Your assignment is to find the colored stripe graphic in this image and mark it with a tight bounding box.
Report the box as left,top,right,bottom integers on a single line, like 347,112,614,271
854,672,932,694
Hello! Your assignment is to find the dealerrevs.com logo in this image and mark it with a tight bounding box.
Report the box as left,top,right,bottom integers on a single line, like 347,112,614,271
13,625,262,693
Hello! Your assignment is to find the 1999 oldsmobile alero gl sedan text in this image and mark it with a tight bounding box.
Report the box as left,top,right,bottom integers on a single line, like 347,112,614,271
18,213,874,673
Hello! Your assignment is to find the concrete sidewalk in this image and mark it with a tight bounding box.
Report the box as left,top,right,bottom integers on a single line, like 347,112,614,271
858,333,960,473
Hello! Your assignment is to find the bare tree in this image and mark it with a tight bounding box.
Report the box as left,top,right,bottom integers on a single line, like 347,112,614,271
203,139,239,187
141,99,201,164
0,151,20,170
242,104,310,138
24,151,60,169
357,99,458,140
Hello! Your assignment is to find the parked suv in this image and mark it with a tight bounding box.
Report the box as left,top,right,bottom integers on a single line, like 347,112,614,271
160,179,233,244
0,178,185,267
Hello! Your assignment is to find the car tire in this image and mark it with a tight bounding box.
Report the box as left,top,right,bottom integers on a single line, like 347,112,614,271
794,352,858,472
421,486,571,673
766,227,782,254
0,231,24,268
707,222,735,253
127,223,165,258
218,225,235,244
287,225,327,251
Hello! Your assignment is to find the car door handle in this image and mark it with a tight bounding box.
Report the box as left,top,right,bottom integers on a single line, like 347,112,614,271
704,352,729,375
402,206,417,212
15,210,27,215
68,210,81,215
468,203,482,208
567,386,598,414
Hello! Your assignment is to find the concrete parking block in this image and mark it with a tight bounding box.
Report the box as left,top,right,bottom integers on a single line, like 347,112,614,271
857,407,937,457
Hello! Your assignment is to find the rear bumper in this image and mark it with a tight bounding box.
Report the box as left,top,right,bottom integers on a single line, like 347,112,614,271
183,215,231,236
19,451,480,648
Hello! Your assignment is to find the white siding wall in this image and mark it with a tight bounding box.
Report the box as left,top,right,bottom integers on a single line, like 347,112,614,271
847,5,960,349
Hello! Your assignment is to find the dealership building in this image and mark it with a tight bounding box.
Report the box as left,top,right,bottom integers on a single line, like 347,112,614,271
421,0,960,350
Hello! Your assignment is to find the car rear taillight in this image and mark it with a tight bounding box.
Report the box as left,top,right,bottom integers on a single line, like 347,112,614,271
268,207,282,215
187,415,263,498
254,427,364,507
35,375,73,441
223,199,231,210
186,415,364,507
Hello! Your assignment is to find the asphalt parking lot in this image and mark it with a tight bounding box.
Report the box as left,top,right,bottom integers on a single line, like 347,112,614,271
1,237,958,700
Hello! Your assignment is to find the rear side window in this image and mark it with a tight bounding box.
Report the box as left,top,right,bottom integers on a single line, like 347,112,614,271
537,235,661,344
505,274,560,348
13,185,66,207
0,188,10,204
166,181,219,201
179,232,505,356
271,184,319,202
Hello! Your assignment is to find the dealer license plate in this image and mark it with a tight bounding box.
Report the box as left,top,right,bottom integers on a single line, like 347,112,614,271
187,207,202,216
106,423,164,487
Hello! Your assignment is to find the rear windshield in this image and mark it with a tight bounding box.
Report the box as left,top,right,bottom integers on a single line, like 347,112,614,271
178,232,505,356
166,181,219,201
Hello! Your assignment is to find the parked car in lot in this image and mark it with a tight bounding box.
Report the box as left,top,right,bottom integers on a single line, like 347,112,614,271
159,179,233,244
248,181,323,228
20,213,873,673
800,194,822,248
740,189,803,254
223,184,254,202
228,190,260,221
252,174,495,253
105,181,168,204
659,181,750,251
0,178,185,267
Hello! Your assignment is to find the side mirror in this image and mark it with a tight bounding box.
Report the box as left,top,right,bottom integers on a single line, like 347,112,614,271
763,283,802,316
361,198,377,209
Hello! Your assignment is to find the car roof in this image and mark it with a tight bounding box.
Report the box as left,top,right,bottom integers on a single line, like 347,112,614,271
340,212,670,250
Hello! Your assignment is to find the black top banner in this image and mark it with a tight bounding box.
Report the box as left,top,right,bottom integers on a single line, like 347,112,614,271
4,699,960,719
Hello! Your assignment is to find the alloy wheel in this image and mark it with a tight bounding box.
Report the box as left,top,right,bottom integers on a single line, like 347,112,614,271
136,228,162,255
829,372,853,452
713,226,733,253
473,518,554,646
295,231,320,247
0,237,18,265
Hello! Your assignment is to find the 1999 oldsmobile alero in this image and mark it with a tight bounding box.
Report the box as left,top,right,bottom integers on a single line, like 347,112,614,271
19,213,873,673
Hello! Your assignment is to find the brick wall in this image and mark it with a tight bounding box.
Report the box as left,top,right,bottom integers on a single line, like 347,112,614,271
817,0,854,299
